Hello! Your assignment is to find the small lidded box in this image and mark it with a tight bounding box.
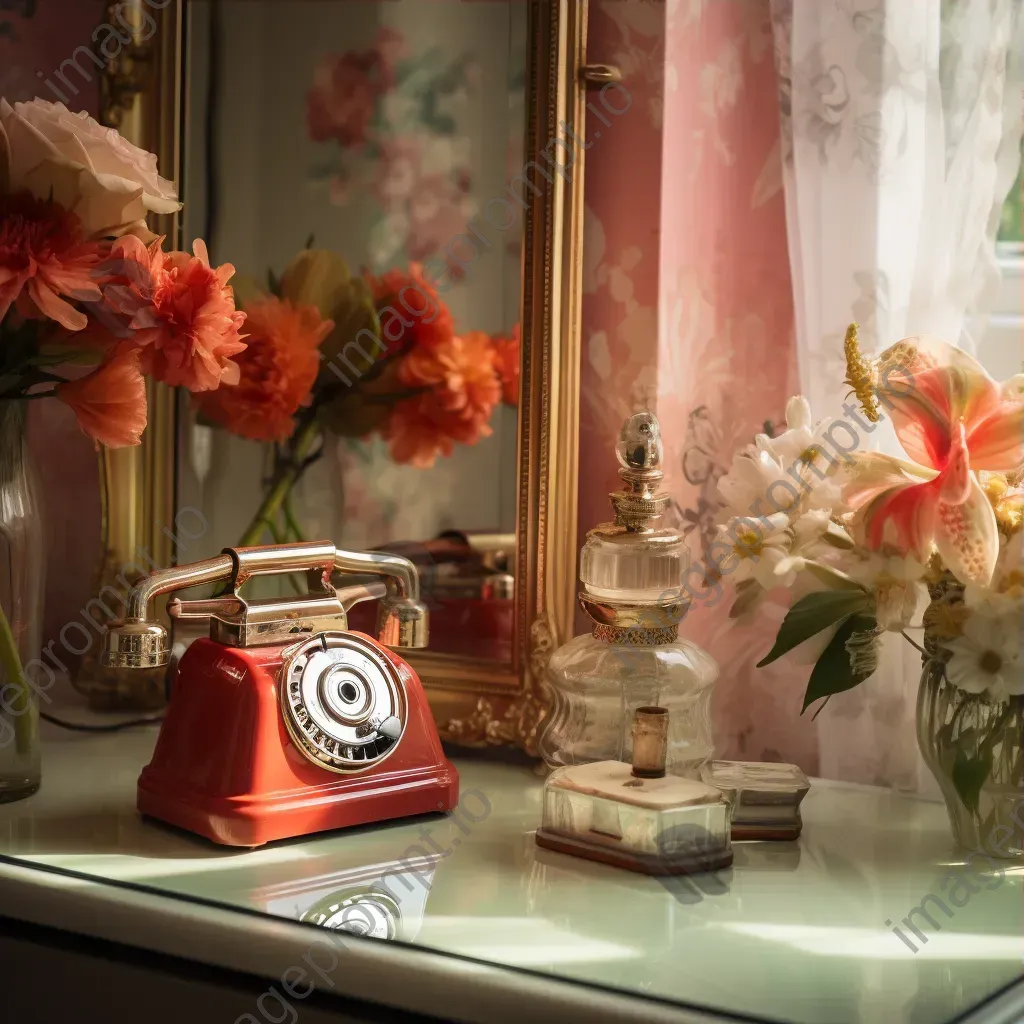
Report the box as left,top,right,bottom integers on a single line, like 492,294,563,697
536,708,732,875
708,760,811,841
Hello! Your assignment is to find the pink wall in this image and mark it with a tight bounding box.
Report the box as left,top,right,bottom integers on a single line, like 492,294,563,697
579,0,818,773
578,0,666,551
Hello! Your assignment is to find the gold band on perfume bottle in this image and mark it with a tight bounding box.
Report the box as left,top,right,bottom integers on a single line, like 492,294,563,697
592,623,680,645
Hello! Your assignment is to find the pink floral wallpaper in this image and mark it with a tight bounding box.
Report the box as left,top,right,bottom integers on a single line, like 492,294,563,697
579,0,818,773
305,25,494,278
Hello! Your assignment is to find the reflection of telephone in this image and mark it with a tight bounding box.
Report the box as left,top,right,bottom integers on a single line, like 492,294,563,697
345,531,516,661
103,542,458,847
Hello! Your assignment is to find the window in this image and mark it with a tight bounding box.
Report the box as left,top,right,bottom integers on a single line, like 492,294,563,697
978,147,1022,380
999,146,1023,244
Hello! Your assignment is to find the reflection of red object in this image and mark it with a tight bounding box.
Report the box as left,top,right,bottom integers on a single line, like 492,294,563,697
137,635,457,847
345,533,515,661
347,596,513,662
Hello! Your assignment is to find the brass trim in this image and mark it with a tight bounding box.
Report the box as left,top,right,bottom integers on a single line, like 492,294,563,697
75,1,183,709
90,0,588,752
580,63,622,88
592,624,680,647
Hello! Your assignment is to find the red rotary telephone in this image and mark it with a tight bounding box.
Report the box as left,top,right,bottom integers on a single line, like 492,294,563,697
103,541,458,847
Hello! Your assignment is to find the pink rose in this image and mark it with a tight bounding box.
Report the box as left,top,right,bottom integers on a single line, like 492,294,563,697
0,98,181,241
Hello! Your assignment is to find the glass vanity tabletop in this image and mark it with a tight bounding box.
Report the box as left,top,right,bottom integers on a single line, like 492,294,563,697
0,725,1020,1024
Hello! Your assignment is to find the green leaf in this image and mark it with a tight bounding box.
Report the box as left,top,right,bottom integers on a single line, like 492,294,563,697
801,613,877,713
803,561,867,592
758,589,870,667
951,748,992,815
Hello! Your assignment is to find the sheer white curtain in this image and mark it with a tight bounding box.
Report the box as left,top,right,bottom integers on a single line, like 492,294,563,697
770,0,1024,788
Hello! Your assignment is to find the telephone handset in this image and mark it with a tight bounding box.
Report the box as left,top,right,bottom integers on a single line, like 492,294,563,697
105,541,457,847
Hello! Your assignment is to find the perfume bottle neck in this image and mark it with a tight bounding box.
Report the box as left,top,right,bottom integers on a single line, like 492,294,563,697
591,622,680,645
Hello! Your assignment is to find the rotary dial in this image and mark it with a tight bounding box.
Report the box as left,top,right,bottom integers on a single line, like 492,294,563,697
301,889,401,940
281,632,407,773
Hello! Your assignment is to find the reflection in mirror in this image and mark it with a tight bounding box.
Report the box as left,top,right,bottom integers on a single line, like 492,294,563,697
178,0,526,664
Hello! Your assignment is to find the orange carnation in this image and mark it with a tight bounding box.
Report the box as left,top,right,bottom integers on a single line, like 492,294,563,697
366,262,454,354
492,324,520,406
56,345,147,448
384,330,501,467
101,235,247,392
196,296,332,442
0,191,105,331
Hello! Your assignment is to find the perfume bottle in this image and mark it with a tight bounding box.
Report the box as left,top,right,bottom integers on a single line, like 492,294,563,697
538,412,719,777
537,706,733,875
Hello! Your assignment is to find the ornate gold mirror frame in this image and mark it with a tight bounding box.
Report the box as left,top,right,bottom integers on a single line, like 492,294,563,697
88,0,587,756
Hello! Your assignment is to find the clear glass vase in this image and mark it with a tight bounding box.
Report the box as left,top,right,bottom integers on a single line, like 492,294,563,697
917,657,1024,861
0,401,43,801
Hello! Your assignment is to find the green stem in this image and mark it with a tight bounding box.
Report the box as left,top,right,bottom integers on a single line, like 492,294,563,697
0,601,36,756
901,630,927,656
283,490,306,543
236,417,322,548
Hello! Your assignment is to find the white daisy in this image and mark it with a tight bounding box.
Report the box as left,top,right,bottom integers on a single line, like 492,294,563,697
941,606,1022,702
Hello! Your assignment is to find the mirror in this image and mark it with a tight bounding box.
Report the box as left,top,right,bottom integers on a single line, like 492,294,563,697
178,0,525,665
85,0,587,753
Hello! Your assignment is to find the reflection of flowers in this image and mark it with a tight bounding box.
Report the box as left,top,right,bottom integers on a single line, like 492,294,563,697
386,330,500,468
491,324,520,406
367,262,453,353
196,297,331,442
215,248,519,545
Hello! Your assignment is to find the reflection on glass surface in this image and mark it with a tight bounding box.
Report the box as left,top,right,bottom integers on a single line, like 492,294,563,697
178,0,525,664
254,858,440,944
0,736,1022,1024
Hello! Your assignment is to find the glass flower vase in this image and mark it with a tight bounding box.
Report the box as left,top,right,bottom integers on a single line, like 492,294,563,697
917,657,1024,861
0,401,43,801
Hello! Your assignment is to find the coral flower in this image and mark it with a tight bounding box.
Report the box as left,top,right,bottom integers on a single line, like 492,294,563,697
491,325,521,406
196,297,332,442
384,330,500,467
366,263,454,354
0,191,105,330
100,235,247,392
56,345,148,448
845,336,1024,585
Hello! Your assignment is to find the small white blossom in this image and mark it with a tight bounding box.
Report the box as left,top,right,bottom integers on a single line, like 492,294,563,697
941,605,1022,702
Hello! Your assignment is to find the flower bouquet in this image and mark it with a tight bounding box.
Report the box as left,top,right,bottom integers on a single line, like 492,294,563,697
0,99,244,794
193,247,519,550
710,328,1024,857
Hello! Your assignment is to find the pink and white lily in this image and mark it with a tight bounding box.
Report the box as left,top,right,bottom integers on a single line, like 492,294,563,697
845,336,1024,586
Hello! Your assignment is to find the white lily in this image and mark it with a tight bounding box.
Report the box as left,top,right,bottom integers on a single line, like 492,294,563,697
714,512,795,593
